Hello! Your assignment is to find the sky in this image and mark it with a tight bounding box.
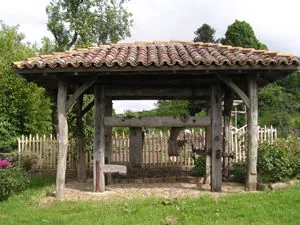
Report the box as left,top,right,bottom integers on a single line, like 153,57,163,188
1,0,299,113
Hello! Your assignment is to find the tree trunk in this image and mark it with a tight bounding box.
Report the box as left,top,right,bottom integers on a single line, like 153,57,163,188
168,127,182,156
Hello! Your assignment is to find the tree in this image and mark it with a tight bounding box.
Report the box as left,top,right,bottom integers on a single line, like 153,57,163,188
0,22,52,152
193,24,218,43
46,0,133,50
221,20,267,49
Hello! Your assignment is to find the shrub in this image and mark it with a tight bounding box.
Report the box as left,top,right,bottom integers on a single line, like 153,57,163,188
0,166,31,201
192,156,205,177
231,163,247,183
257,141,295,183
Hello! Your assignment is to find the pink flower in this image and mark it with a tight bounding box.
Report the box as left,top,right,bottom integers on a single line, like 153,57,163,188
0,159,11,169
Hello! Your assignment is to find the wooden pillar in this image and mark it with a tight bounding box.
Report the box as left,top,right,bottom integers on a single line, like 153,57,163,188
246,76,258,191
204,107,212,184
211,85,223,192
56,79,68,199
76,95,86,183
129,127,143,166
223,89,234,178
94,85,105,192
105,99,113,184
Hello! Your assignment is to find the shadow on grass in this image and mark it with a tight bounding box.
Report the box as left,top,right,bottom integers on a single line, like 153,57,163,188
28,175,55,190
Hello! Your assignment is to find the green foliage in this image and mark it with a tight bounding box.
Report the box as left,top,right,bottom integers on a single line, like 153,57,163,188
221,20,267,49
46,0,133,50
257,139,300,183
231,163,247,183
155,100,189,116
0,166,31,201
191,156,205,177
193,23,218,43
0,22,52,152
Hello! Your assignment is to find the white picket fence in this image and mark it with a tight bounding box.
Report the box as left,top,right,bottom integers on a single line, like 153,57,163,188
18,126,277,170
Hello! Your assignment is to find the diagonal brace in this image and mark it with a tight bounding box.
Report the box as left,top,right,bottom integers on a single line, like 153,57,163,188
217,75,250,108
66,79,96,111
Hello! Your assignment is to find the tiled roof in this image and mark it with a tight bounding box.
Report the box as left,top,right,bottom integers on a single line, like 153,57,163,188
13,41,300,70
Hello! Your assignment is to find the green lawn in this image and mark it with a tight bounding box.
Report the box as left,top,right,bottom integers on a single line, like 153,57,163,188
1,177,300,225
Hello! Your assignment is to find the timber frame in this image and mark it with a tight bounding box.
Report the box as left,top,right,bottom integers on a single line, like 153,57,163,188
13,41,300,199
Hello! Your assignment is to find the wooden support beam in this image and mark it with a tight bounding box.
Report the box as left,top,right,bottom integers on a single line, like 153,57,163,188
56,79,68,200
75,94,86,183
223,89,234,178
82,99,95,116
105,99,113,184
217,75,250,108
211,85,223,192
129,127,143,166
204,107,212,185
93,85,105,192
105,88,210,100
104,116,211,127
246,75,258,191
66,79,96,111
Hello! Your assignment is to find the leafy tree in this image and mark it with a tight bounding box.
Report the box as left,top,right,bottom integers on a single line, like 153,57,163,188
193,23,218,43
221,20,267,49
46,0,133,50
0,22,52,152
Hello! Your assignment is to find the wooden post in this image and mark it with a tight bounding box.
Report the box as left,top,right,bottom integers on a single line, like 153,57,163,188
75,95,87,183
56,79,68,199
204,107,212,184
129,127,143,166
211,85,223,192
105,99,113,184
223,89,234,178
94,85,105,192
246,75,258,191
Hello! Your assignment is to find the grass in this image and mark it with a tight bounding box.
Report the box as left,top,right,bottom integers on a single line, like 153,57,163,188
0,176,300,225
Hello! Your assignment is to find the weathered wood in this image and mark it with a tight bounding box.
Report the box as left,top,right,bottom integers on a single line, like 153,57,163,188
104,164,127,175
217,75,250,108
129,127,143,166
104,116,211,127
223,89,234,178
204,107,212,185
105,88,210,99
105,99,113,184
168,127,183,156
246,75,258,191
66,79,96,111
93,85,105,192
75,94,86,183
56,79,68,200
211,85,223,192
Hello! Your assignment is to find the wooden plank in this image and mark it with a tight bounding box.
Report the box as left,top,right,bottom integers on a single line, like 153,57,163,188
104,164,127,175
205,107,212,184
217,75,250,108
105,99,113,184
93,85,105,192
56,78,68,200
66,79,96,111
211,85,223,192
104,116,211,127
246,75,258,191
223,89,234,178
129,127,143,166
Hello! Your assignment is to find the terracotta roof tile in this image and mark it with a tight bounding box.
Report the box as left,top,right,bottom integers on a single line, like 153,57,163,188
13,41,300,70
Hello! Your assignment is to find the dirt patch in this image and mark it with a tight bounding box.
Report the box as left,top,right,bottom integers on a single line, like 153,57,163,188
43,179,246,202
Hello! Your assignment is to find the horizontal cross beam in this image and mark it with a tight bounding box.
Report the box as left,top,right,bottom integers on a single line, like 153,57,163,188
104,116,211,127
103,164,127,175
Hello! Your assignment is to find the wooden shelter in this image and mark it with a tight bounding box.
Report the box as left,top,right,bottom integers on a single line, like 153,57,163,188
13,41,300,199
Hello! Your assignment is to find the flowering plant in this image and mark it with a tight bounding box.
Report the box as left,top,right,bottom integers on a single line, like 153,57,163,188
0,159,11,169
